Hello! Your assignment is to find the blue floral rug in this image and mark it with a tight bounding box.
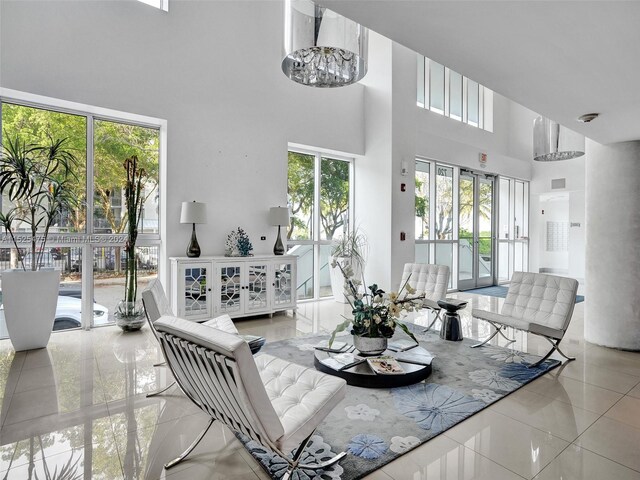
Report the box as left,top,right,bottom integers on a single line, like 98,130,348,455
237,323,560,480
465,285,585,303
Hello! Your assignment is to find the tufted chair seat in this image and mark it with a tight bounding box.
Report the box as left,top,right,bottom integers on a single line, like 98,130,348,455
400,263,450,331
154,315,347,478
471,272,579,367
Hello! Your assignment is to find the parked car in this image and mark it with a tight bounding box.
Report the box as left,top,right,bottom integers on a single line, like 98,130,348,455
0,290,109,334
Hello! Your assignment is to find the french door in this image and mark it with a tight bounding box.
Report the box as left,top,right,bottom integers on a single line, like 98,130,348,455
457,171,495,290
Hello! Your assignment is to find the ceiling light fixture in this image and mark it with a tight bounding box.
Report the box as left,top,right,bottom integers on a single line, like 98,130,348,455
577,113,599,123
533,116,585,162
282,0,368,87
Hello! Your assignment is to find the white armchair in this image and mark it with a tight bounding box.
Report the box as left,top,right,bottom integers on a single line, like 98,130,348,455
400,263,450,331
154,315,347,478
471,272,579,368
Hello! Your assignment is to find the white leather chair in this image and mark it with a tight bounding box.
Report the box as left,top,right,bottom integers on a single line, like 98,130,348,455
142,280,263,397
400,263,450,331
471,272,579,368
154,315,347,478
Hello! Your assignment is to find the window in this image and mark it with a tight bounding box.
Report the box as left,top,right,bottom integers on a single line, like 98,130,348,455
0,93,163,338
287,149,353,300
417,56,494,132
137,0,168,11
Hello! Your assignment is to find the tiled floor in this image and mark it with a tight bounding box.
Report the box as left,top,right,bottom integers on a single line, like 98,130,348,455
1,292,640,479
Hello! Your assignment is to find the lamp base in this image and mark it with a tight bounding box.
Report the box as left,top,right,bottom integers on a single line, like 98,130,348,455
273,226,285,255
186,224,201,258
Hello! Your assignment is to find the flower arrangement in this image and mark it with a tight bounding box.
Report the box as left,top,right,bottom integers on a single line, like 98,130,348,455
329,261,424,346
225,227,253,257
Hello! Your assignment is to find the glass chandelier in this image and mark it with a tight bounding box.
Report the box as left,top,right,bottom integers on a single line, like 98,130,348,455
533,116,585,162
282,0,368,87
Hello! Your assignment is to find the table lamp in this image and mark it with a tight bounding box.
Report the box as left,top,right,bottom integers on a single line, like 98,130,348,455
180,201,207,257
269,206,289,255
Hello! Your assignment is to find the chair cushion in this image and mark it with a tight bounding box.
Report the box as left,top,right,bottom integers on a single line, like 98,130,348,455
142,280,173,324
203,314,239,335
400,263,450,302
154,316,285,442
502,272,578,332
255,354,346,452
472,308,531,332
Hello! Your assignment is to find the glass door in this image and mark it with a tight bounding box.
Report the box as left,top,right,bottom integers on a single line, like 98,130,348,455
458,171,495,290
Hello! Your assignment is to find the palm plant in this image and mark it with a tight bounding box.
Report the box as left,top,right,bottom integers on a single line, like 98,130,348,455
0,135,77,270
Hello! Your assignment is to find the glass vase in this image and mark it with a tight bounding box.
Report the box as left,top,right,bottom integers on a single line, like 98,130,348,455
114,299,146,332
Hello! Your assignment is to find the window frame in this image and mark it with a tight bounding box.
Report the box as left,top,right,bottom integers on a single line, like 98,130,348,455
287,145,354,301
0,88,166,330
417,56,494,133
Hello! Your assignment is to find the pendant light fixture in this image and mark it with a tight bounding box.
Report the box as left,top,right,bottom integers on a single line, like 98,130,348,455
282,0,368,87
533,116,585,162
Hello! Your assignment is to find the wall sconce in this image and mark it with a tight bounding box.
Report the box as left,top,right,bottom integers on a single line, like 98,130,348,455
269,207,290,255
180,201,207,258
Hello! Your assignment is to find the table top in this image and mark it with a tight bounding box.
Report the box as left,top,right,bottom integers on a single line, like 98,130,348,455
437,298,468,311
314,348,432,388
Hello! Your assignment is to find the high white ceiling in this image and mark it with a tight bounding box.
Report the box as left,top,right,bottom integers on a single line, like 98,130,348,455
321,0,640,145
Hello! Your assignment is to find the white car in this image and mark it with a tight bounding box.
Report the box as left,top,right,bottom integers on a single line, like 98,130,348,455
0,292,110,337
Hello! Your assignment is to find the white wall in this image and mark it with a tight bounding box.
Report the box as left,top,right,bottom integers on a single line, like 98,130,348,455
529,155,586,281
0,0,365,290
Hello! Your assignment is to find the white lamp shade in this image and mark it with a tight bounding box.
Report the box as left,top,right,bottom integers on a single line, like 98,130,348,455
180,201,207,224
269,207,290,226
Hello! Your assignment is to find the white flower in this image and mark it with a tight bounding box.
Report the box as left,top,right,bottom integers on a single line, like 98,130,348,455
345,404,380,421
468,369,520,391
373,315,382,324
389,436,420,454
388,303,401,317
405,285,417,295
389,292,398,302
471,388,501,403
363,318,371,328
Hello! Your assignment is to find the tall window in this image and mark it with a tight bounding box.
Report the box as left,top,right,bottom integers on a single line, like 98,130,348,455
417,56,494,132
287,149,352,300
0,95,163,338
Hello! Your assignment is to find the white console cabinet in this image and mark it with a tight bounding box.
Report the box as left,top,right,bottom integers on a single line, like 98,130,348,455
170,255,297,321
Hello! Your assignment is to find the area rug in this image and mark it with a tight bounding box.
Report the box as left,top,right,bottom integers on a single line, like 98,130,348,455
466,284,585,303
237,322,560,480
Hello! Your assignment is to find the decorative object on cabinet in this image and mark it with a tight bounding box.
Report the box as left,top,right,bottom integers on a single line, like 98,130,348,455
170,255,297,320
224,227,253,257
180,201,207,258
269,206,290,255
115,155,148,332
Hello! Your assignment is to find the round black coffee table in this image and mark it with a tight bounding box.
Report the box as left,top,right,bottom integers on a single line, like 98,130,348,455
314,350,432,388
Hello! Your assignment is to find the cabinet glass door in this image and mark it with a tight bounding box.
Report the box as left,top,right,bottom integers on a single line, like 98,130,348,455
183,266,209,318
246,263,269,313
219,264,242,315
273,262,294,307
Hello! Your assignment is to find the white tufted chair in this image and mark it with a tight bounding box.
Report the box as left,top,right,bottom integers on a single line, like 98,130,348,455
472,272,579,367
142,280,265,398
399,263,450,331
154,315,347,478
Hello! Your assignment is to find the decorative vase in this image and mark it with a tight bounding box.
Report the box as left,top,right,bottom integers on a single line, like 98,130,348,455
114,299,146,332
353,335,388,356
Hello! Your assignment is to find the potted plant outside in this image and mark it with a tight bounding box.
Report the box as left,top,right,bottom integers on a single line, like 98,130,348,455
329,228,367,303
114,155,147,331
0,136,78,351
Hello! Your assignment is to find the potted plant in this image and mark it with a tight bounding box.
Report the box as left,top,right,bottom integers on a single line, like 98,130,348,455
0,136,78,351
114,155,147,331
329,263,422,355
329,228,367,303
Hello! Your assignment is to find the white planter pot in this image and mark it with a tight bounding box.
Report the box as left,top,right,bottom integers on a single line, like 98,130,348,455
329,256,362,303
3,270,60,351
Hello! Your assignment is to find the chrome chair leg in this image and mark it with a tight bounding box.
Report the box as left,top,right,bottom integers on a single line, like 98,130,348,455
146,381,176,398
164,418,215,469
528,337,575,368
471,322,515,348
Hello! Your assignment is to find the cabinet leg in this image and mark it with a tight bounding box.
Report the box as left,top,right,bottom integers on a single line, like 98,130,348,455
269,313,273,318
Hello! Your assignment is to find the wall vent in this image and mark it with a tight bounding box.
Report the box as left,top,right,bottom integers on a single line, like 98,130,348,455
551,178,566,189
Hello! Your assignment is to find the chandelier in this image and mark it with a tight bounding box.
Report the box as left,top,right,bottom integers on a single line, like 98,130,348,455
282,0,368,87
533,116,585,162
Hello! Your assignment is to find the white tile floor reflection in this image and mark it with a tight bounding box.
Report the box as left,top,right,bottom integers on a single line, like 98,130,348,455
1,293,640,479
